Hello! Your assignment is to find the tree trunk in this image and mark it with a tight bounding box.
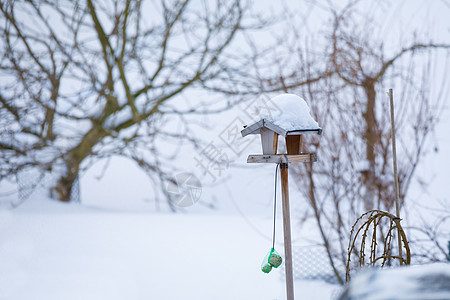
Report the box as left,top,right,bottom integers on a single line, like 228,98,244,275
362,79,378,209
363,79,377,169
53,125,108,201
53,172,78,202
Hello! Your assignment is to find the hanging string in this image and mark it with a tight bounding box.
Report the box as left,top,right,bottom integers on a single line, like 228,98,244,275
272,163,280,249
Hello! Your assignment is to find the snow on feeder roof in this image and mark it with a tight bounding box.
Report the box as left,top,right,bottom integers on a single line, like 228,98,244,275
241,94,321,156
241,94,322,138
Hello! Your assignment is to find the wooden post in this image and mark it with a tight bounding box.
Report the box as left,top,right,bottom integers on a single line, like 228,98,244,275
388,88,403,265
280,163,294,300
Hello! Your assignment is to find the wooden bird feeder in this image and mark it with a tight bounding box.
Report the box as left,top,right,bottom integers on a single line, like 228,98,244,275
241,118,321,161
241,94,321,300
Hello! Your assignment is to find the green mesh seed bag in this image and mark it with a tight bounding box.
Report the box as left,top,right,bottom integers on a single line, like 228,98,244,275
261,248,283,273
268,248,282,268
261,250,273,273
261,262,272,273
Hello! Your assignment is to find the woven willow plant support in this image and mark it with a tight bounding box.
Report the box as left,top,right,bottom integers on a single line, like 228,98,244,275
345,210,411,281
345,90,411,282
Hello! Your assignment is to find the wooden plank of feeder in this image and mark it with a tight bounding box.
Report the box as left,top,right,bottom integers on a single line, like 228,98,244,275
241,119,287,137
241,119,264,137
246,153,316,164
263,120,287,137
286,128,322,135
260,127,278,155
280,163,294,300
285,135,302,155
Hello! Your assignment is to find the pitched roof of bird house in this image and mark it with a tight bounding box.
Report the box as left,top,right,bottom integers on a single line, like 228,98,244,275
241,118,322,137
241,94,322,137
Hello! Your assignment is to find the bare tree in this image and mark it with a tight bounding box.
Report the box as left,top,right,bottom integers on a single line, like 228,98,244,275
262,1,450,283
0,0,267,206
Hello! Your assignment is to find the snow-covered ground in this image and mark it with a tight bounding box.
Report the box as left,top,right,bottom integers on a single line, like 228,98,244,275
0,197,339,300
340,263,450,300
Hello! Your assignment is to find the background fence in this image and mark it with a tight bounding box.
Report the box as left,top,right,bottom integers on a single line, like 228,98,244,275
13,169,80,207
279,246,345,284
